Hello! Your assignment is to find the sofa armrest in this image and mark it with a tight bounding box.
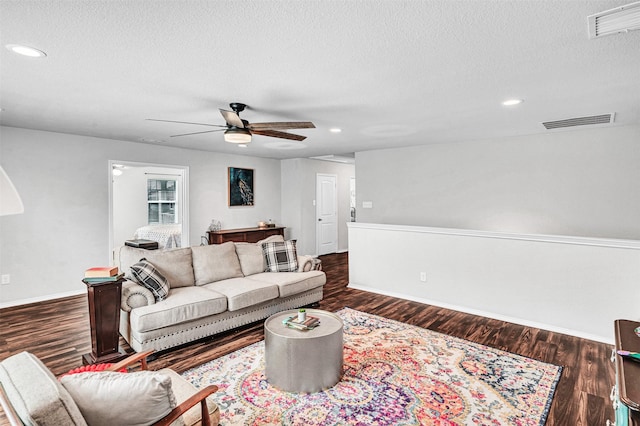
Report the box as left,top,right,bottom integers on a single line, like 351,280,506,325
297,255,313,272
121,280,155,312
297,255,322,272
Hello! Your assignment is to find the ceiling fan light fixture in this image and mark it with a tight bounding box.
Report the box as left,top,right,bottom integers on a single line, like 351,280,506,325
224,128,252,144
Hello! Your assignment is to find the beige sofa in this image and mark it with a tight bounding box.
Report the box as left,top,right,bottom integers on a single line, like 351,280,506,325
118,237,325,353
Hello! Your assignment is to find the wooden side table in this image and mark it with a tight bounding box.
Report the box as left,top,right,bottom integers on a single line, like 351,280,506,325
81,278,127,365
611,319,640,425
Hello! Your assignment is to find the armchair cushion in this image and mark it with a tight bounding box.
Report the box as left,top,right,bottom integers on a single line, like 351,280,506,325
0,351,87,426
60,371,178,426
262,240,299,272
130,259,170,302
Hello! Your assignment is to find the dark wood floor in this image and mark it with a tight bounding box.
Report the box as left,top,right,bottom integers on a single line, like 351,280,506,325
0,252,615,425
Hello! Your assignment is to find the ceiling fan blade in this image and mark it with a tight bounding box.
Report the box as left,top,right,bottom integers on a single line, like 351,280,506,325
251,129,307,141
247,121,316,130
146,118,225,127
219,109,245,128
170,129,225,137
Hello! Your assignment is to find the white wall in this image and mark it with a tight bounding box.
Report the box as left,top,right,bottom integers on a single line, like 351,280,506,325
281,158,355,256
349,223,640,343
0,126,281,305
356,125,640,240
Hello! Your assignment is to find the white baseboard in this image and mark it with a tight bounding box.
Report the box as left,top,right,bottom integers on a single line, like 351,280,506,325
0,289,85,310
348,282,613,345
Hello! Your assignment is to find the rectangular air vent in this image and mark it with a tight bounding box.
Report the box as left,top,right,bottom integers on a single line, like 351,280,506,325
542,113,615,130
588,1,640,38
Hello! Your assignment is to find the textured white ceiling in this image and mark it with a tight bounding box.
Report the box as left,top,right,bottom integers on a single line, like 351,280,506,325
1,0,639,159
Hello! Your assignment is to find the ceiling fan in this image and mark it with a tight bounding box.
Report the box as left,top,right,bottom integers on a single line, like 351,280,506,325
147,102,315,144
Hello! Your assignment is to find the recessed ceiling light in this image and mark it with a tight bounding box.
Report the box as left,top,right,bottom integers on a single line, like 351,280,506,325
329,128,342,133
6,44,47,58
238,144,248,148
502,99,524,106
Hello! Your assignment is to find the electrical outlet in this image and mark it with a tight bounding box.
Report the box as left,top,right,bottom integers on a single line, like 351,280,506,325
419,272,427,282
1,274,10,285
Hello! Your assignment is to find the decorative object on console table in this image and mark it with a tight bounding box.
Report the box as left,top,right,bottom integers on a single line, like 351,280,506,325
228,167,254,207
258,220,276,229
611,319,640,426
81,275,127,365
207,226,285,244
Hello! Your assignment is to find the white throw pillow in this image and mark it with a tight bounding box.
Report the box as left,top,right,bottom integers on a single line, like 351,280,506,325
60,371,177,426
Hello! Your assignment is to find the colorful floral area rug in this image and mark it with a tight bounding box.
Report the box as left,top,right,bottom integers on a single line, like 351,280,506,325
182,308,562,425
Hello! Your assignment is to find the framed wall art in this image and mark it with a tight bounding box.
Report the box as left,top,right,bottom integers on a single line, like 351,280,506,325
228,167,254,207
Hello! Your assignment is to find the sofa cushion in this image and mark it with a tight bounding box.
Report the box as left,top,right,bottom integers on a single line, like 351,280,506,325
247,271,327,297
130,259,170,301
191,242,243,285
257,234,285,245
234,243,265,276
130,287,227,333
235,235,286,276
60,371,177,426
120,246,195,288
0,352,87,426
203,277,279,311
262,240,299,272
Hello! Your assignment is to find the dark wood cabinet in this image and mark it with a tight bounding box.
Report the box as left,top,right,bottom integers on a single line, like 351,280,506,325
82,278,127,365
207,226,285,244
611,319,640,426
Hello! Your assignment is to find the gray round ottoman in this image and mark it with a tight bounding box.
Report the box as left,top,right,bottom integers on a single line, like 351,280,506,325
264,309,343,393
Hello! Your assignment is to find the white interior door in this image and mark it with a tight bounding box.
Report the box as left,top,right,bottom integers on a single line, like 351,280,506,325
316,174,338,255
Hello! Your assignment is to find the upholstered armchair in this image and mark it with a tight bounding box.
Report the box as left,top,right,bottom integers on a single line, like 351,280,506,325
0,350,219,426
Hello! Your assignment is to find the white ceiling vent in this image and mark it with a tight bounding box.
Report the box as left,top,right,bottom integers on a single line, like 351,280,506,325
542,113,615,130
588,1,640,38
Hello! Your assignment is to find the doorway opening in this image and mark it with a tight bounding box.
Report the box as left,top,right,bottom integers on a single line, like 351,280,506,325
109,160,189,262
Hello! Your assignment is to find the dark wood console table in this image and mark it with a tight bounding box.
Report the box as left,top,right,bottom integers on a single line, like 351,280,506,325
207,226,285,244
82,278,127,365
611,319,640,425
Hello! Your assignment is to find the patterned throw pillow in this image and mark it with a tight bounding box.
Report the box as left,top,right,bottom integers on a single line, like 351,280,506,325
130,258,169,301
262,240,299,272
